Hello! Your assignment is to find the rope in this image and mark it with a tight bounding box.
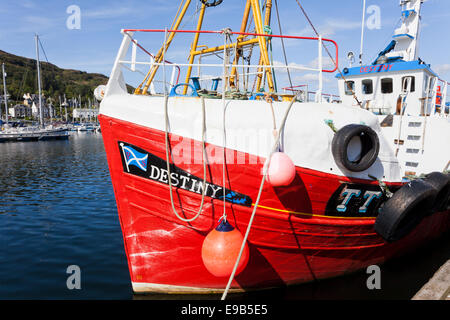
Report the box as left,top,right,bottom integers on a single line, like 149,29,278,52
220,30,231,222
164,95,209,222
163,27,208,223
221,94,298,300
265,93,278,138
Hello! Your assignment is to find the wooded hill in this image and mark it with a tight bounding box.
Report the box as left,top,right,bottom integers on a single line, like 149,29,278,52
0,49,112,104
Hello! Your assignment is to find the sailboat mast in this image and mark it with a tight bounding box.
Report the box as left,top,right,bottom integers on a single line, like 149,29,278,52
64,94,68,122
2,63,8,124
59,95,62,121
35,34,44,129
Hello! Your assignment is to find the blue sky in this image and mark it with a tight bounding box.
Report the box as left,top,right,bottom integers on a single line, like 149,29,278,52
1,0,449,94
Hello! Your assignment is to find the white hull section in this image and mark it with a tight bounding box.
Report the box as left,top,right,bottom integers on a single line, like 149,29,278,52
100,93,404,182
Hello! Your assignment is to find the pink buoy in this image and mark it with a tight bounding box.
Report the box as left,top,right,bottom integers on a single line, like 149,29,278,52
201,220,249,278
266,152,296,187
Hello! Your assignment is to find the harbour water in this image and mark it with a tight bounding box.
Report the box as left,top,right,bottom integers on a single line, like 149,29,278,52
0,133,131,299
0,133,448,300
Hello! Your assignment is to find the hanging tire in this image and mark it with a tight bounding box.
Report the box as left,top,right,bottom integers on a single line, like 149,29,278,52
374,179,437,242
331,124,380,172
423,172,450,213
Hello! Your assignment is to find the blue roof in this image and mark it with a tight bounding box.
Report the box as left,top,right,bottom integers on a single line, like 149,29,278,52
336,60,437,78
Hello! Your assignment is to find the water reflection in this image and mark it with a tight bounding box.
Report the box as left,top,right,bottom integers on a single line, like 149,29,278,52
0,133,132,299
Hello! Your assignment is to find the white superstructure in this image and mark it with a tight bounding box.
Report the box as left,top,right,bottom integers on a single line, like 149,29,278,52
336,0,449,177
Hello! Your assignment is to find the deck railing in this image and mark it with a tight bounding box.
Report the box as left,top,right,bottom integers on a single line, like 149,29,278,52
106,28,339,102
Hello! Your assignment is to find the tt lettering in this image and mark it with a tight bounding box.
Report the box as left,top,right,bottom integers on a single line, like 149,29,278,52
337,189,382,213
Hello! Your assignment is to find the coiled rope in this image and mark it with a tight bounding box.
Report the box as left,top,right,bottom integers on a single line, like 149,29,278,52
164,95,209,222
163,25,208,223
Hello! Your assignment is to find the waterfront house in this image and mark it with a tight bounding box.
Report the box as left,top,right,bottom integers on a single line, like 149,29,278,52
8,104,32,118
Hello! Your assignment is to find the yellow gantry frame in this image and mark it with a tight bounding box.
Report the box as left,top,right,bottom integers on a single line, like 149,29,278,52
254,0,273,92
135,0,193,95
135,0,275,95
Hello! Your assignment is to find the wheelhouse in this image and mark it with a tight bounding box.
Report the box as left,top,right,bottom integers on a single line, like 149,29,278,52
336,60,449,117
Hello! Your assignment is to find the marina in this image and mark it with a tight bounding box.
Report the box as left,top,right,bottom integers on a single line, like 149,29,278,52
0,0,449,303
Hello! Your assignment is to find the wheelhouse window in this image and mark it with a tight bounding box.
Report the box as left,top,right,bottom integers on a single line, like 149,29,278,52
362,79,373,94
402,76,415,92
381,78,393,94
344,81,355,95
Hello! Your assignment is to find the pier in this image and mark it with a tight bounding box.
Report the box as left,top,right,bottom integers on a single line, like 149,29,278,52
412,260,450,300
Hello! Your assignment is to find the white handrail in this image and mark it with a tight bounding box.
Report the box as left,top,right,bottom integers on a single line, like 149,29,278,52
118,60,321,72
317,35,323,103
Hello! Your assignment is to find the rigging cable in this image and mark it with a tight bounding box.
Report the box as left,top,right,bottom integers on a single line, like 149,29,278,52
38,37,50,64
274,0,293,90
294,0,363,108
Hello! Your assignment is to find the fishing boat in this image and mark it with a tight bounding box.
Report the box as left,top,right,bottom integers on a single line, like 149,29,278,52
98,0,450,297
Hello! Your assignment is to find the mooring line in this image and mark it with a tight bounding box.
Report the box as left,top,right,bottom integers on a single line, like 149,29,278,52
221,94,298,300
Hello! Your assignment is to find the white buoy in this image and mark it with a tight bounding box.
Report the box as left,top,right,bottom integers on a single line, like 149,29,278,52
94,85,107,101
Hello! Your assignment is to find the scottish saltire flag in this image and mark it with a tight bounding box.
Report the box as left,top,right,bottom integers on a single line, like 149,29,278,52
122,145,148,172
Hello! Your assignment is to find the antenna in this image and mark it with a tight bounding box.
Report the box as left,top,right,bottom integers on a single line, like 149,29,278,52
359,0,367,66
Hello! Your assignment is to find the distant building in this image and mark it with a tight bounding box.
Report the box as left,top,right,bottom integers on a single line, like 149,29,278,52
9,104,32,118
73,108,99,120
23,93,50,119
31,101,50,118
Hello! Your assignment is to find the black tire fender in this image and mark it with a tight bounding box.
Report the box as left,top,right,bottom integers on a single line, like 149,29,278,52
423,172,450,213
331,124,380,172
374,179,437,242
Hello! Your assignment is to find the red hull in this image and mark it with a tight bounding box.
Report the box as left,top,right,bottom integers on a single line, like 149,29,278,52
99,114,450,293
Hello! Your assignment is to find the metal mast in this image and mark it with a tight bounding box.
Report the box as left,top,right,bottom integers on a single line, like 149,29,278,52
35,34,44,129
2,63,8,124
64,94,68,122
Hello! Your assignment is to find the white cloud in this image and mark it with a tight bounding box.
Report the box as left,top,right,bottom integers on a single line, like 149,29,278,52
307,56,336,70
84,7,134,19
292,73,333,83
20,0,35,9
272,56,335,73
272,60,308,72
434,64,450,76
16,16,57,33
288,19,361,38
